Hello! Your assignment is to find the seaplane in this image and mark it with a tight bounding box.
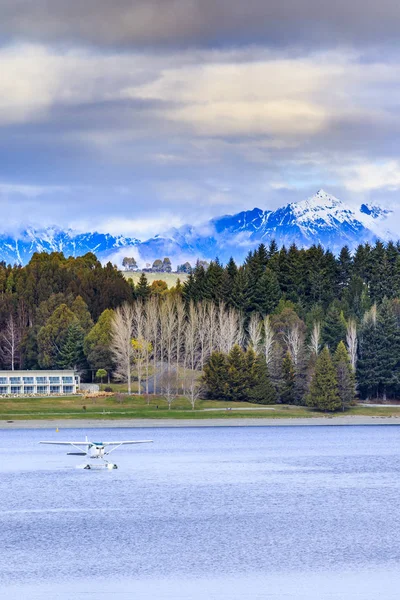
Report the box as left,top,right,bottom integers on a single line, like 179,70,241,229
40,436,153,469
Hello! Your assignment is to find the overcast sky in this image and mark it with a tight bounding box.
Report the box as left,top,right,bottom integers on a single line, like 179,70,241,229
1,0,400,237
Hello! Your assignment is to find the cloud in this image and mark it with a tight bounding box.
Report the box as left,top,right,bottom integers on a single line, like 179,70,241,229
2,1,400,50
341,160,400,192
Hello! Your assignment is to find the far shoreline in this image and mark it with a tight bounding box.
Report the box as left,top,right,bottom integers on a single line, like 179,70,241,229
2,415,400,429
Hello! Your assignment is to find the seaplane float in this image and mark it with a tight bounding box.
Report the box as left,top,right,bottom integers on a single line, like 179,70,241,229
40,436,153,469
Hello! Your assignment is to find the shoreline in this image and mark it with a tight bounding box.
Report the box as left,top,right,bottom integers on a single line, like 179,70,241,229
2,415,400,429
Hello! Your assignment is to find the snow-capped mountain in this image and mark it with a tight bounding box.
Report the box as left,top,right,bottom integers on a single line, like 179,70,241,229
0,228,140,265
136,190,395,264
0,190,394,266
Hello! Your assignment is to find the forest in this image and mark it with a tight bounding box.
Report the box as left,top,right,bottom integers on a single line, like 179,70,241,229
0,240,399,407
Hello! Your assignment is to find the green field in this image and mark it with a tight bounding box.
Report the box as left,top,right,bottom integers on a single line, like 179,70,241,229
2,394,400,421
122,272,188,287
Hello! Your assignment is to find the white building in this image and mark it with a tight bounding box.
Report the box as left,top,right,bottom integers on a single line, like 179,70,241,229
0,370,80,396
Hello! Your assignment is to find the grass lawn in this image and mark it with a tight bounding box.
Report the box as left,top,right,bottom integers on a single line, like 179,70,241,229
122,272,188,287
2,394,400,420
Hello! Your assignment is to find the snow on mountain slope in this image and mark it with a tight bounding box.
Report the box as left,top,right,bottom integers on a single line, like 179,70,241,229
137,190,394,263
0,228,140,266
0,190,394,266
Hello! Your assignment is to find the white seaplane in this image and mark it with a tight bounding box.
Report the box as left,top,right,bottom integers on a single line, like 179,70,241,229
40,436,153,469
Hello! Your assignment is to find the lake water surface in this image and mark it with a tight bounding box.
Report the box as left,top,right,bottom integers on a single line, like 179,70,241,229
1,425,400,599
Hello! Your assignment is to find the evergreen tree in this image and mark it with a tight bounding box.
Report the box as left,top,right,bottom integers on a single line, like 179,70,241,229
358,300,400,399
322,302,347,349
84,308,114,377
247,354,277,404
333,341,356,410
307,347,341,411
203,352,228,400
338,246,353,295
226,345,248,401
281,351,295,404
57,322,86,371
136,273,151,299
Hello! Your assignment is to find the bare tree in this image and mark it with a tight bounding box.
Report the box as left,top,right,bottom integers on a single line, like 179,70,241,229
0,314,21,370
263,315,275,367
160,296,177,374
206,301,218,357
284,323,303,366
247,312,262,353
363,304,377,326
159,368,177,410
175,296,186,376
146,296,160,394
197,301,209,369
186,301,200,371
309,322,321,357
182,370,204,410
218,303,243,353
111,304,135,394
346,319,358,371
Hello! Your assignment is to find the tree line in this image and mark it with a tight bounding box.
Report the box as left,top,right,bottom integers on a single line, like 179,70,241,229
0,241,400,405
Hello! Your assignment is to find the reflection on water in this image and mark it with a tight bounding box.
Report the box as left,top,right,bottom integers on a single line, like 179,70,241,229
1,425,400,599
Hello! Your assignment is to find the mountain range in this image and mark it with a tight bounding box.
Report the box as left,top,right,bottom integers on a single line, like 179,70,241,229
0,190,395,267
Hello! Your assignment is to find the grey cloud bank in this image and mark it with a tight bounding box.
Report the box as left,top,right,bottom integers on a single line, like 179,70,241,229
0,2,400,238
2,0,400,49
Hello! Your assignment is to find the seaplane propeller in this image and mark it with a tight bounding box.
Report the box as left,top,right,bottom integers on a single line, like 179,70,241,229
40,436,153,469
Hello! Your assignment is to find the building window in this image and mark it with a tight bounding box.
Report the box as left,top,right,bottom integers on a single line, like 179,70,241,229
23,377,34,384
50,385,60,393
0,377,7,384
11,386,21,394
49,377,60,384
62,376,73,383
37,386,47,394
24,386,34,393
10,377,21,384
36,377,48,384
63,386,73,393
0,386,8,394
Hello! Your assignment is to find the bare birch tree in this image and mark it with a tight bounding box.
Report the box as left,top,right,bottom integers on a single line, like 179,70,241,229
218,303,243,353
175,296,186,376
111,303,135,394
263,315,275,367
146,296,159,394
197,301,209,369
0,314,21,370
159,368,176,410
247,312,262,353
346,319,358,371
309,322,321,357
182,370,204,410
186,301,200,371
284,323,303,366
206,301,218,357
160,295,177,374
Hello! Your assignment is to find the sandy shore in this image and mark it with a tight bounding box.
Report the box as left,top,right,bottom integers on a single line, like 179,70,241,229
1,416,400,429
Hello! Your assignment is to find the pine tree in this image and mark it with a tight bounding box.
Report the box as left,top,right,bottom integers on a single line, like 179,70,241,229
57,322,86,371
136,273,151,299
333,341,356,410
247,354,277,404
322,302,347,349
203,352,228,400
307,347,341,411
281,351,295,404
226,345,248,401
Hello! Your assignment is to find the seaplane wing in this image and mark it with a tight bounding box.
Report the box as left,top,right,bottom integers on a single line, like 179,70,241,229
40,441,91,455
103,440,153,446
40,441,91,446
103,440,153,454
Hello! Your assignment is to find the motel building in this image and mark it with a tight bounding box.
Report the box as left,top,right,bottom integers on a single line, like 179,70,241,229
0,370,80,396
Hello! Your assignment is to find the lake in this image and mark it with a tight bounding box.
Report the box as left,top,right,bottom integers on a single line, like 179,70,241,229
1,425,400,599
